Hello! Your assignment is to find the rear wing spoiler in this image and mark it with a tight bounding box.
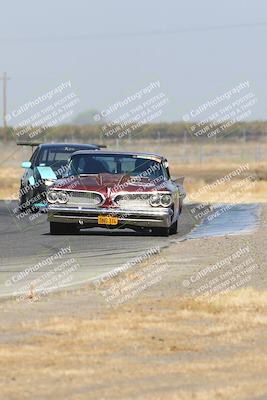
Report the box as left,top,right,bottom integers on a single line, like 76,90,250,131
16,141,42,147
16,142,107,148
16,141,42,153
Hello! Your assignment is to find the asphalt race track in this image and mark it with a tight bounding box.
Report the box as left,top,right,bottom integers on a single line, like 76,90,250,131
0,201,198,298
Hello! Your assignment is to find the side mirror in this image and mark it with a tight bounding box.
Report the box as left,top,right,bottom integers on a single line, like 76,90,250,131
21,161,32,169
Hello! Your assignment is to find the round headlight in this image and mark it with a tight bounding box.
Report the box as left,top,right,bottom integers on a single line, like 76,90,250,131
57,191,69,204
47,191,58,203
160,194,172,207
150,194,161,207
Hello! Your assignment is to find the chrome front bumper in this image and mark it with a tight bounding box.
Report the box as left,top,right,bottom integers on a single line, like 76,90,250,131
47,206,173,228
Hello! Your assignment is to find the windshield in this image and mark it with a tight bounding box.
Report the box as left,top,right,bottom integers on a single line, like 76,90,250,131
36,147,85,174
67,154,165,180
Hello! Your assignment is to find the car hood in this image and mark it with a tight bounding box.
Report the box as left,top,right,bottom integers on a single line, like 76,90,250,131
52,173,169,193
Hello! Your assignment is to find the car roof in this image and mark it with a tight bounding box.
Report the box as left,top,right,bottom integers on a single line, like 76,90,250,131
71,150,166,161
38,143,99,149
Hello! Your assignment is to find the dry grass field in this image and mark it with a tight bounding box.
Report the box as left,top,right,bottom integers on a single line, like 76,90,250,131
1,288,267,399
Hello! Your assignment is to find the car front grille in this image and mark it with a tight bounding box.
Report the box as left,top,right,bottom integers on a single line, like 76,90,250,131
113,193,152,208
65,191,104,207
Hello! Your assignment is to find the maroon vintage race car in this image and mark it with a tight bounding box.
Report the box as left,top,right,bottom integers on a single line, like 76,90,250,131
47,150,186,236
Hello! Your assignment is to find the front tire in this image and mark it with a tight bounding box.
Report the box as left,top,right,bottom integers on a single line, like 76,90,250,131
169,219,178,235
50,222,79,235
151,227,170,237
19,184,38,213
19,184,29,212
19,193,27,212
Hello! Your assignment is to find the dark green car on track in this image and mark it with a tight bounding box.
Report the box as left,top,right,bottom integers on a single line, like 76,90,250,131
19,143,102,212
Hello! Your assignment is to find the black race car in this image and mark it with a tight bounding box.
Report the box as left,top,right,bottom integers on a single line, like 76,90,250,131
19,143,102,212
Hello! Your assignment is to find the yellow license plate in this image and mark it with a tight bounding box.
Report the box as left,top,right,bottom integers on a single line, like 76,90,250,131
98,215,118,225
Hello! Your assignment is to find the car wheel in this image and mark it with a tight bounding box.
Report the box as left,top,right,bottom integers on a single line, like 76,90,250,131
50,222,79,235
151,227,170,237
19,185,28,212
19,194,27,212
19,185,36,213
169,219,178,235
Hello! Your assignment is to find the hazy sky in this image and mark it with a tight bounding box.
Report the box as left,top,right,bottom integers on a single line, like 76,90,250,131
0,0,267,125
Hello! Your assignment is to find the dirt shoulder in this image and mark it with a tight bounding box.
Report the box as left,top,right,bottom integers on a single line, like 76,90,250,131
0,205,267,400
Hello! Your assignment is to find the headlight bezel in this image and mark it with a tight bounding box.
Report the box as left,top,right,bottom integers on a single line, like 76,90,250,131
47,190,59,204
47,190,69,204
57,191,69,204
149,194,161,207
149,192,173,208
160,194,172,207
